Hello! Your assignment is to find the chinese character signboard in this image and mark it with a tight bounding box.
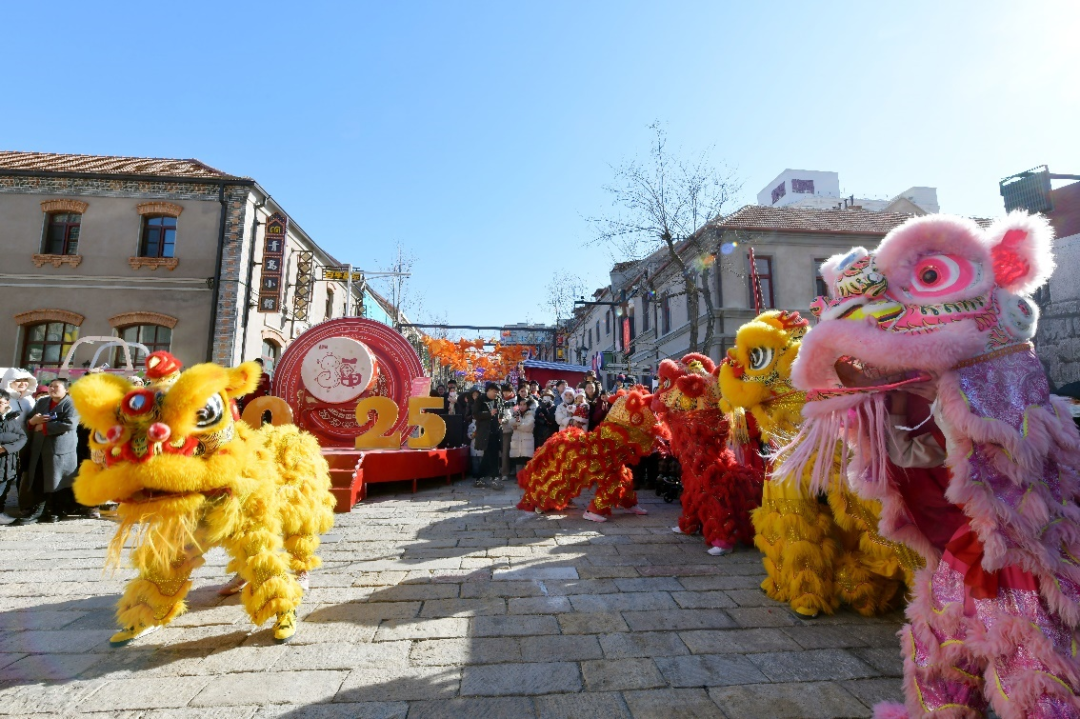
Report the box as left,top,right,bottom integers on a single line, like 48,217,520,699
258,213,287,313
322,268,365,282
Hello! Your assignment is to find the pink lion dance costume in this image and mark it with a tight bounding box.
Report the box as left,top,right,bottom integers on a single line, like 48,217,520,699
779,212,1080,718
651,353,762,554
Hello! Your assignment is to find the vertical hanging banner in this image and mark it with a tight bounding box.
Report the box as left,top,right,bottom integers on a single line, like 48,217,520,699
258,213,287,313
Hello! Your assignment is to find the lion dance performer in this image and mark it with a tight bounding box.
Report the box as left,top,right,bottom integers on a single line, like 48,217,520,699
72,352,335,646
651,353,762,555
517,389,659,522
719,310,918,618
778,213,1080,717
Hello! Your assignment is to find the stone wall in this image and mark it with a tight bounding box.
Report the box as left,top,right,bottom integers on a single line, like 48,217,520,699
1035,232,1080,388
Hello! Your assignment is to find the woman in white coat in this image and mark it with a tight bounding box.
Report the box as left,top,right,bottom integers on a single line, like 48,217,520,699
508,397,536,477
554,388,577,431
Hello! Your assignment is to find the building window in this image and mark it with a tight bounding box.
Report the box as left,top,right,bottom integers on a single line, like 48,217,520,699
814,258,829,298
661,294,672,335
587,328,592,348
114,324,172,368
595,320,600,340
792,179,815,194
748,254,775,309
262,339,281,371
324,289,334,320
43,213,81,255
771,182,786,204
140,216,177,258
605,311,611,335
21,322,79,372
642,296,651,332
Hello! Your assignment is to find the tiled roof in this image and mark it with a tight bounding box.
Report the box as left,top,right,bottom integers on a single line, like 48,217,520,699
713,204,917,236
0,151,243,180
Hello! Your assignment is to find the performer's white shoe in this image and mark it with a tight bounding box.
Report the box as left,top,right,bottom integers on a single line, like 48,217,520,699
583,511,607,523
624,505,648,515
707,545,733,556
671,526,683,533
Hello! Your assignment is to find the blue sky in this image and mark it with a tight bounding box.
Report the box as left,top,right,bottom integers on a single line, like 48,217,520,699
2,1,1076,332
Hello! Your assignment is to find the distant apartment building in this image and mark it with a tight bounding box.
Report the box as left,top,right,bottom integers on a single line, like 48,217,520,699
0,151,394,377
757,169,940,214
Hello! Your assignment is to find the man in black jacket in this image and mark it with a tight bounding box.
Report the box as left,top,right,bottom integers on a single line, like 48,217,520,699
0,390,28,518
533,389,558,450
473,383,503,488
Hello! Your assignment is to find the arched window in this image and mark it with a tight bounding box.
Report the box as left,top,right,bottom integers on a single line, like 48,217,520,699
140,216,177,258
43,212,82,255
262,339,281,371
21,322,80,371
114,324,172,368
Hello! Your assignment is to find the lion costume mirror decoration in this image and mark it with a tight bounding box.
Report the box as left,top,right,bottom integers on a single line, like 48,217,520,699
778,213,1080,718
72,352,335,645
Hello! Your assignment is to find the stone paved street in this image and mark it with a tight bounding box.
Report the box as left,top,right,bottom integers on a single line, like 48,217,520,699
0,481,907,718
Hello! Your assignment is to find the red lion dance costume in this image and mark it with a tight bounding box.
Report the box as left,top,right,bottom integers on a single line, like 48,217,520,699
517,389,659,522
651,353,762,555
779,213,1080,718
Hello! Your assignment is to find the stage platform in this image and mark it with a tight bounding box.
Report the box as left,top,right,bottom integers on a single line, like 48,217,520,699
321,446,469,512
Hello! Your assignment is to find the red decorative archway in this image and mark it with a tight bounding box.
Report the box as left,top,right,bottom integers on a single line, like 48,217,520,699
273,318,426,448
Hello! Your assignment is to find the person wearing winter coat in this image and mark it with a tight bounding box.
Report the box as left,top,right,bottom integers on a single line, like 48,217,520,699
473,383,502,483
533,390,559,449
508,398,536,476
584,381,610,430
1,368,37,425
0,390,28,516
11,378,79,525
498,384,519,480
554,388,577,430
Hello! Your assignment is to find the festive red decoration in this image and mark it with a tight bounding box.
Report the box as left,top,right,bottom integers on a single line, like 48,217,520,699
651,354,763,550
517,390,660,516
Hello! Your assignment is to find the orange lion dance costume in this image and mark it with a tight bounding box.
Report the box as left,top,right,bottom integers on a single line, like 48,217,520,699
517,389,659,522
651,353,762,555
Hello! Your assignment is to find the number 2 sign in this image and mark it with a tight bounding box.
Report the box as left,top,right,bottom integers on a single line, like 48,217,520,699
353,396,447,450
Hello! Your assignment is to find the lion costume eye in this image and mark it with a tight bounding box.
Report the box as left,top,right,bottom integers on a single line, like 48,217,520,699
910,254,979,298
195,394,225,429
93,430,109,444
749,347,774,371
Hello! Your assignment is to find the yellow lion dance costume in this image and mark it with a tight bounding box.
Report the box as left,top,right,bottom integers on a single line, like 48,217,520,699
72,352,335,645
718,311,919,617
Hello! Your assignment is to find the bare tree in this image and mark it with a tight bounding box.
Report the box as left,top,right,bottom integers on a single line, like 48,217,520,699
589,123,738,354
544,272,587,325
379,240,420,328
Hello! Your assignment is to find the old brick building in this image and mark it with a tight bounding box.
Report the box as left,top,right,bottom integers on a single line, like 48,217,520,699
0,151,363,378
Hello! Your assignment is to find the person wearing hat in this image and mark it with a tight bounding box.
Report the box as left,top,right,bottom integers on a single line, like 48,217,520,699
554,388,578,431
0,389,28,517
533,389,559,449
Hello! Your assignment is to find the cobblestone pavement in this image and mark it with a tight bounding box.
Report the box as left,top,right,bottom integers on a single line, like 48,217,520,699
0,481,907,718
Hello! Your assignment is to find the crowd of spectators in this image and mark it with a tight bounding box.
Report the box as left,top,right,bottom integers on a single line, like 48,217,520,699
457,371,614,489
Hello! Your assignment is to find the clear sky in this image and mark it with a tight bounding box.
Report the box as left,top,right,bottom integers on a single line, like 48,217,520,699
2,1,1076,333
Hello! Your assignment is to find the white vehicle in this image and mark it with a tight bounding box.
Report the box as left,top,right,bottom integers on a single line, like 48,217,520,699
32,336,150,384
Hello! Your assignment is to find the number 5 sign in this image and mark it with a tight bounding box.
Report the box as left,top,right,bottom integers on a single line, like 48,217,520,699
354,396,447,450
